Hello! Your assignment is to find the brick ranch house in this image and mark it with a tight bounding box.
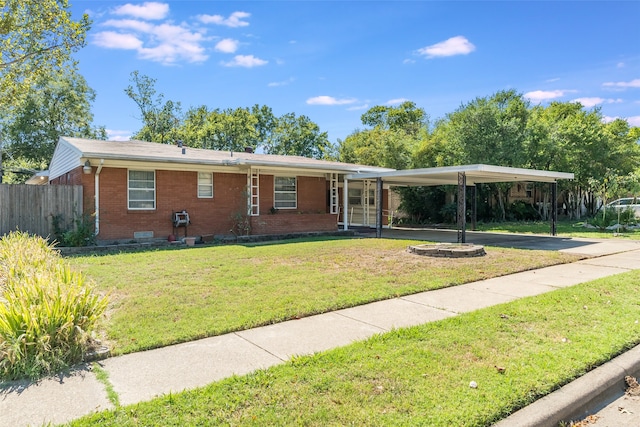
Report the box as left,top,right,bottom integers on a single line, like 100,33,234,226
46,137,394,242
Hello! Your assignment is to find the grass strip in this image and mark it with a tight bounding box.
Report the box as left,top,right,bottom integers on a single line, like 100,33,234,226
476,219,640,239
69,237,580,355
68,269,640,426
92,363,120,408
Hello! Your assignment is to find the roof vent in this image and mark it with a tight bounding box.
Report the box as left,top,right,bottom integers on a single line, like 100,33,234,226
244,147,254,154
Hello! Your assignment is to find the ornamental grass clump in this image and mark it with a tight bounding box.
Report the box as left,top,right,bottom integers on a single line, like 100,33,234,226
0,231,108,381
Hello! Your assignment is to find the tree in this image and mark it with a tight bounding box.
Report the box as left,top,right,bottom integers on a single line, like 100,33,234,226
2,69,105,183
265,113,332,159
0,0,90,182
433,90,530,219
361,101,427,136
125,71,183,143
0,0,90,107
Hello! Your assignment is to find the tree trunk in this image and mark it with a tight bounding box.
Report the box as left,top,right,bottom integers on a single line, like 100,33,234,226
497,187,506,221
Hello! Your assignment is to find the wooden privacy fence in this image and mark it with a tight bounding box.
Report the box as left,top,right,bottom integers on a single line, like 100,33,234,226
0,184,83,238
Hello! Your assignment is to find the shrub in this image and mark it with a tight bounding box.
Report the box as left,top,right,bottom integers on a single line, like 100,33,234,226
590,207,637,231
0,232,108,381
506,200,539,221
51,213,96,247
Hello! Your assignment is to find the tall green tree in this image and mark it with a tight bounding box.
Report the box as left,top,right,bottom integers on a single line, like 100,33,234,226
0,0,90,182
265,113,332,159
361,101,427,137
2,69,105,183
125,71,183,144
339,102,426,168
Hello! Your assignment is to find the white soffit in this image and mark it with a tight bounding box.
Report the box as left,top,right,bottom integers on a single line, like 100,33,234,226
346,164,574,186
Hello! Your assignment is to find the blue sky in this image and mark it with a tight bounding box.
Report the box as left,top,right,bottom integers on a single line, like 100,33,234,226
71,1,640,143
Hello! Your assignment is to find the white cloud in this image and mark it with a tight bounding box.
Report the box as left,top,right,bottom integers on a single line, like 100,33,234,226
107,129,133,141
572,97,623,107
215,38,239,53
112,2,169,20
95,17,209,64
403,58,416,64
545,78,560,83
306,96,357,106
387,98,409,105
307,95,356,105
347,104,370,111
268,77,294,87
628,116,640,126
524,90,571,102
416,36,475,58
222,55,267,67
198,11,250,27
93,31,143,50
604,115,640,126
617,62,625,68
603,79,640,89
102,19,154,32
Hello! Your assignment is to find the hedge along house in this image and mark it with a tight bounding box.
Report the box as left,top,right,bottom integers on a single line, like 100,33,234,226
47,137,394,242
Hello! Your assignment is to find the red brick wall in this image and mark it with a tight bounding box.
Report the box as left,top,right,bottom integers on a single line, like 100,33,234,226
93,168,248,241
51,167,339,241
250,213,338,235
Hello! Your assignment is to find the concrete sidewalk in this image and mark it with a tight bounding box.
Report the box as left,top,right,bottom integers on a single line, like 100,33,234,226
1,239,639,426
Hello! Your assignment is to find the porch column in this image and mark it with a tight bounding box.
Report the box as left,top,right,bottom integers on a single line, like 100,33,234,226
376,177,383,238
457,172,466,243
343,177,349,231
550,181,558,236
470,185,477,231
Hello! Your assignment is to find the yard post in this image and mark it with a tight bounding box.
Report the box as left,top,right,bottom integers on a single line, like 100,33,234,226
550,181,557,236
457,172,466,243
376,177,382,238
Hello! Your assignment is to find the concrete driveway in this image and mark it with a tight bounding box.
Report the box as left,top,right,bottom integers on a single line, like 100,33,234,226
369,226,640,255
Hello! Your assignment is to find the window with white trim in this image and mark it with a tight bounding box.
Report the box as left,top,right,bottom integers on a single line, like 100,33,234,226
274,176,297,209
128,170,155,210
198,172,213,198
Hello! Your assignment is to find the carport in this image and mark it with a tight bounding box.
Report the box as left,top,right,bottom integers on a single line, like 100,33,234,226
344,164,574,242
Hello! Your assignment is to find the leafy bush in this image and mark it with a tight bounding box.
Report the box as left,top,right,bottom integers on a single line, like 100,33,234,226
506,200,539,221
51,213,96,247
0,232,107,380
589,207,637,230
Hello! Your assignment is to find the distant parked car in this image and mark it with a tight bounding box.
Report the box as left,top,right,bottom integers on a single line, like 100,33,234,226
605,197,640,218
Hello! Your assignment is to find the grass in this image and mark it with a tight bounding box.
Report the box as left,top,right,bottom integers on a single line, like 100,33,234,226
475,219,640,239
92,363,120,407
68,237,581,355
68,269,640,426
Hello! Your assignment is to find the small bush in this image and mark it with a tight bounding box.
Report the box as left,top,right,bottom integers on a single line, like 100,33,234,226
51,213,96,247
0,232,108,381
590,207,637,231
506,200,539,221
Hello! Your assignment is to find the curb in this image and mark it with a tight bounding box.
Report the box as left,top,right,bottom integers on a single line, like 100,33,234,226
494,344,640,426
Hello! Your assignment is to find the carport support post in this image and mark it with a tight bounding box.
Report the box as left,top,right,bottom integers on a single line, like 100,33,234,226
550,181,558,236
457,172,466,243
470,185,477,231
342,178,349,231
376,177,383,238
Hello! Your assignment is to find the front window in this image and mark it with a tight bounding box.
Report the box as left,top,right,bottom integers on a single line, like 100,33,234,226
128,170,155,210
198,172,213,198
274,176,296,209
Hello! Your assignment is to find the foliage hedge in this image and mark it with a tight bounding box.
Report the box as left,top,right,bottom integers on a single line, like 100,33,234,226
0,232,107,381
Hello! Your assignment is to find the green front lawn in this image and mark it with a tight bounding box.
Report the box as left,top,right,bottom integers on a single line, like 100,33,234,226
70,270,640,426
475,219,640,239
69,237,581,355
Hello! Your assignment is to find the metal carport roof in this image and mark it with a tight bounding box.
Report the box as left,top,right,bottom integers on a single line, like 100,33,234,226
345,164,574,186
343,164,574,242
